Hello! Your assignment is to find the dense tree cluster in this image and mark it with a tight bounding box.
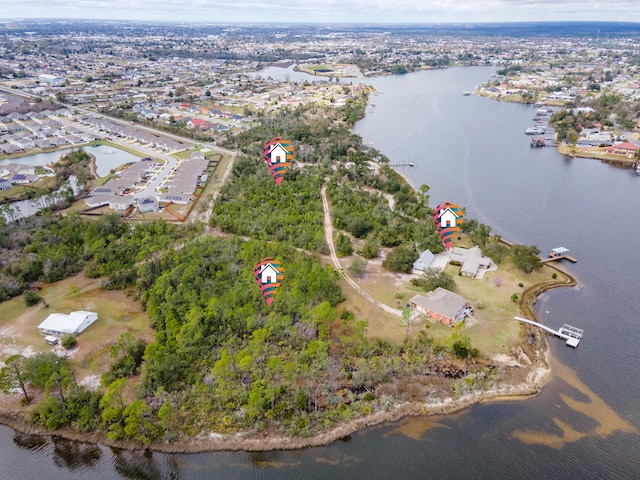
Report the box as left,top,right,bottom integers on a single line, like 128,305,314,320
328,183,441,250
209,157,326,253
0,212,191,301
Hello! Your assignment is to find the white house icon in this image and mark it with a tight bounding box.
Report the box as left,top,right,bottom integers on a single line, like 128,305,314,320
439,208,459,228
260,263,279,284
269,144,289,164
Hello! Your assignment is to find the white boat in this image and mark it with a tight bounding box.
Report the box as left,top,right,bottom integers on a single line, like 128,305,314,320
463,91,471,96
525,127,545,135
635,164,640,176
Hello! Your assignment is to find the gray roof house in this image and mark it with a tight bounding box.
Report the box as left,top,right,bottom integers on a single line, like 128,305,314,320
410,288,472,326
413,249,435,272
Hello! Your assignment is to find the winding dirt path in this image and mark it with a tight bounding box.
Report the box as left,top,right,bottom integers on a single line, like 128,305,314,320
321,184,401,317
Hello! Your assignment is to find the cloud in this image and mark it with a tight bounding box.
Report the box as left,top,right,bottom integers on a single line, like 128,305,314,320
1,0,639,23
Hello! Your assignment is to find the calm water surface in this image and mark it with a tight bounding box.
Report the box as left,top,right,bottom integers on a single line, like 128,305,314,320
0,145,139,177
1,67,639,479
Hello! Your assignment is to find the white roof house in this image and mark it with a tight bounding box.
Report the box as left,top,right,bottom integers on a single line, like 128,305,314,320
38,311,98,336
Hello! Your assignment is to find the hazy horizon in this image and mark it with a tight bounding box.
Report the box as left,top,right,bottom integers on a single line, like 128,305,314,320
1,1,639,25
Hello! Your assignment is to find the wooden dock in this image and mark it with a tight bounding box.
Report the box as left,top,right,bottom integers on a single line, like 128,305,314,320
515,316,584,348
541,247,577,263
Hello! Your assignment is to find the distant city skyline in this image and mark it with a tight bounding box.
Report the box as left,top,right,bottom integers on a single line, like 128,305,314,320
1,1,639,24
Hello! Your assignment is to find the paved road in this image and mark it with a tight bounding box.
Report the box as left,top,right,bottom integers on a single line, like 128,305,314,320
320,184,401,317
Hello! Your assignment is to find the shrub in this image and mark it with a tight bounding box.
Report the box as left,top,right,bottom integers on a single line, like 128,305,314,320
552,273,557,279
23,290,42,307
511,293,519,303
336,233,354,257
411,267,456,292
518,282,524,288
383,244,418,273
61,335,77,349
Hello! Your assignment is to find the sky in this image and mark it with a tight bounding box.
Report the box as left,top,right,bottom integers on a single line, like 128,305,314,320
1,0,639,24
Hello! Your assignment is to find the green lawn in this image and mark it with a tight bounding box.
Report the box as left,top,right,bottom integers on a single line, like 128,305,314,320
0,273,153,379
336,250,567,359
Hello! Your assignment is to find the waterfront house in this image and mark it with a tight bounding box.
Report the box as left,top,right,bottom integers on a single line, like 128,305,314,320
604,141,638,157
413,249,435,272
409,288,473,326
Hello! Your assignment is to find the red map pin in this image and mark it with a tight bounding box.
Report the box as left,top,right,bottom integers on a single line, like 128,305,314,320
263,138,293,186
253,258,284,306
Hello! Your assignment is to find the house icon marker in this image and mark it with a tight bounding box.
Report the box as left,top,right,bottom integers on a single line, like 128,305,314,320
269,143,289,164
439,207,459,228
260,263,279,284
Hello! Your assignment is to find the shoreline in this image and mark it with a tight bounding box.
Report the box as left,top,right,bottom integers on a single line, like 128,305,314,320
0,249,577,454
0,365,545,453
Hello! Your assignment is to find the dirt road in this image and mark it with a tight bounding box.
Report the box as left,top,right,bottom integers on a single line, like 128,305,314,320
320,184,401,317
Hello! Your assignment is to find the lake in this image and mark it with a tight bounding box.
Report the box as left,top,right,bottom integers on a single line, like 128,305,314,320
1,66,639,479
0,145,140,221
0,145,140,178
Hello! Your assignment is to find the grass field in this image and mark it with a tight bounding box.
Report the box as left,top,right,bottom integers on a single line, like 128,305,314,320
335,251,568,359
0,273,153,385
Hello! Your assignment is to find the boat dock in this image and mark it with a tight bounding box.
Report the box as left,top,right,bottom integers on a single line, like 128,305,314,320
514,316,584,347
541,246,577,263
389,162,415,167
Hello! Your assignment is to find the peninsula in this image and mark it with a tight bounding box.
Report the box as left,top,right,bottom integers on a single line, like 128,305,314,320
1,94,576,452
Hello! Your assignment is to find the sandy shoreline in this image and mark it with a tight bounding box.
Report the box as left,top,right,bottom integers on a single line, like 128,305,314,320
0,364,545,453
0,264,573,453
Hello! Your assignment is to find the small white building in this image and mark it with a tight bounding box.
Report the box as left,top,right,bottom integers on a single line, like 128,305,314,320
137,196,158,213
38,311,98,336
108,194,134,211
413,249,434,272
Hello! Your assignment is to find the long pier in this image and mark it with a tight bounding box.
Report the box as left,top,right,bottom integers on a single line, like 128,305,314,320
514,316,583,348
388,162,415,167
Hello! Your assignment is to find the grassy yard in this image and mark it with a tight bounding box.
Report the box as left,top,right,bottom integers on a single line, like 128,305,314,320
558,144,637,164
336,251,567,359
0,273,153,384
